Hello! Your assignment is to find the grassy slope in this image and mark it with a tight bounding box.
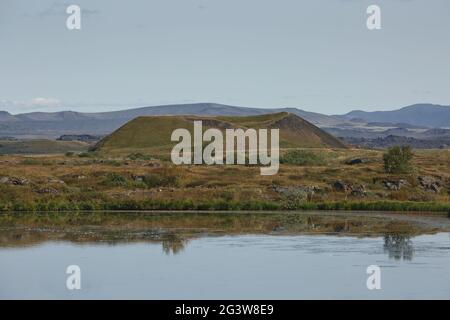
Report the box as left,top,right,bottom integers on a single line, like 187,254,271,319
95,112,347,155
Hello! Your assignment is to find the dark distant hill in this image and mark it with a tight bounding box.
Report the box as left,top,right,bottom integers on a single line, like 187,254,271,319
57,134,103,142
340,104,450,128
0,111,19,122
343,135,450,149
86,103,341,126
365,122,428,129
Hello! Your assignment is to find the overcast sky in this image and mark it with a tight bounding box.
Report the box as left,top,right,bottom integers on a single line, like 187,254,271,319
1,0,449,114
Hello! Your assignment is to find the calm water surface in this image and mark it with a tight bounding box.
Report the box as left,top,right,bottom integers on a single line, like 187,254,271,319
0,211,449,299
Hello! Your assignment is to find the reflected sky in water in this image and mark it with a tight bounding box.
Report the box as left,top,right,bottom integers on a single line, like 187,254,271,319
0,232,449,299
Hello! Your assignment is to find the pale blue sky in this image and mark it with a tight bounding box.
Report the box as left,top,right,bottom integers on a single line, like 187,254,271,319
1,0,449,114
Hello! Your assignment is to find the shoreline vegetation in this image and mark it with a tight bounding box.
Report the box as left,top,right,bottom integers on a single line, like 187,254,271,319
1,199,450,213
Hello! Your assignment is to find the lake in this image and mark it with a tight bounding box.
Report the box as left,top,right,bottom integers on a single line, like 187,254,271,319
0,211,449,299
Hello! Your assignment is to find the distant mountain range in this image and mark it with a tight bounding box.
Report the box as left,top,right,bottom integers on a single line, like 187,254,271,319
0,103,449,139
339,104,450,128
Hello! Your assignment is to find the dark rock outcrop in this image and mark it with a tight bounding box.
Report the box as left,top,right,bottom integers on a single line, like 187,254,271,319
345,158,363,165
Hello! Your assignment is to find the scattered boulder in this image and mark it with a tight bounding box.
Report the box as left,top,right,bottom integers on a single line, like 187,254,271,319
34,187,59,194
48,178,65,185
332,181,351,192
383,179,409,191
345,158,363,165
0,176,30,186
0,177,9,184
350,184,367,197
272,185,321,200
60,174,86,181
133,175,145,183
418,176,442,193
14,177,31,186
332,181,367,197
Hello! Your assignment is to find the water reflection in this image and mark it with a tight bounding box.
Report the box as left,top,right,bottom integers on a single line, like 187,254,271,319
383,233,414,261
162,235,188,255
0,211,447,260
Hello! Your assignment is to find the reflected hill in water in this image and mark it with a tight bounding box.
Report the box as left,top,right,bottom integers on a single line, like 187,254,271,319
0,211,448,257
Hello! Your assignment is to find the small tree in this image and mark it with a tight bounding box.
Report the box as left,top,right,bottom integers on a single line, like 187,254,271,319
383,145,414,174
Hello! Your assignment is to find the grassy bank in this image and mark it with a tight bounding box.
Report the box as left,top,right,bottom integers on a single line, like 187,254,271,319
1,199,449,213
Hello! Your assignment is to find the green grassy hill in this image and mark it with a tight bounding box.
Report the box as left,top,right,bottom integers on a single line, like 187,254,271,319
95,112,346,155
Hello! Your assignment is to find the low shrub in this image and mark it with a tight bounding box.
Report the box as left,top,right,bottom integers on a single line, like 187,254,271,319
281,150,327,166
142,174,179,188
20,158,42,165
104,172,128,186
127,153,152,161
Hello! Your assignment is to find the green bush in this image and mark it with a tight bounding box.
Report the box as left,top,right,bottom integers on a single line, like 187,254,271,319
104,172,128,186
219,190,234,201
20,158,41,165
127,153,152,161
142,173,179,188
281,150,327,166
383,146,414,174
